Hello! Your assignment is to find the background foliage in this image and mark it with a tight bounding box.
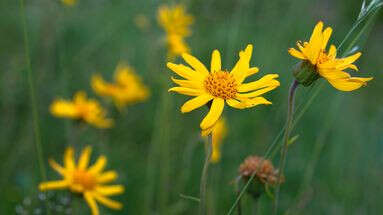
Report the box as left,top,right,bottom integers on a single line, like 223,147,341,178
0,0,382,214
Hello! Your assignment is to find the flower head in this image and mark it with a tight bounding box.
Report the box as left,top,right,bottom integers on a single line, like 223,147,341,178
168,44,280,130
201,118,227,163
289,21,373,91
92,64,150,109
39,146,124,215
50,91,113,128
239,155,283,186
157,4,194,37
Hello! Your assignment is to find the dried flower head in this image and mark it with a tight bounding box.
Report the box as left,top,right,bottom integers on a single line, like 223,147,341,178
239,155,283,186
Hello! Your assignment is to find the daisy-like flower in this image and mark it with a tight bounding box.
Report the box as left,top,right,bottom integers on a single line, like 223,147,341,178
288,21,373,91
157,4,194,37
50,91,113,128
39,146,124,215
168,44,280,130
91,64,150,109
201,118,227,163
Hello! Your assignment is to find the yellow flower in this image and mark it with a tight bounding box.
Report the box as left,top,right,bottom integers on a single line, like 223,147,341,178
201,118,227,163
168,44,280,130
50,91,113,128
157,4,194,37
288,21,373,91
61,0,76,6
91,64,150,109
166,34,190,59
39,146,124,215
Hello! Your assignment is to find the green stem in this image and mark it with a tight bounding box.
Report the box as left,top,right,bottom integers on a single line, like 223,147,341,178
19,0,47,181
273,80,299,215
199,134,212,215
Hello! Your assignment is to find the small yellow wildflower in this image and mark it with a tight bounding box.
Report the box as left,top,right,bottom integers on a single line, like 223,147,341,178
50,91,113,128
201,118,227,163
289,21,373,91
61,0,76,7
39,146,124,215
157,4,194,37
91,64,150,109
168,44,280,130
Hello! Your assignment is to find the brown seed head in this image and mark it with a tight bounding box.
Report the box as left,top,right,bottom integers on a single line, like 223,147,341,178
239,155,284,185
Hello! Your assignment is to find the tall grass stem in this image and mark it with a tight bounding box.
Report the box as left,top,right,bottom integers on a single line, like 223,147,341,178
199,134,212,215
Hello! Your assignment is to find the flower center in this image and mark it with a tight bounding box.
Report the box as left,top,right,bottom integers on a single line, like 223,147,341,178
317,51,331,64
72,170,97,190
204,71,237,99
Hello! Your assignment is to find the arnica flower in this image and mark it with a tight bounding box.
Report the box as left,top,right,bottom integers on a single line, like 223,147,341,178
91,64,150,109
157,4,194,58
157,4,194,37
288,21,373,91
39,146,124,215
201,118,227,163
167,44,280,130
50,91,113,128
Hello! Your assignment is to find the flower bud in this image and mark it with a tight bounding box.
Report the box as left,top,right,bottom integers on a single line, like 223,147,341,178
292,61,320,86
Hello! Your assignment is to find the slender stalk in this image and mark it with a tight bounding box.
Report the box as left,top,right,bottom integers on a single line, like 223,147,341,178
273,80,299,215
199,134,213,215
234,177,242,215
19,0,47,181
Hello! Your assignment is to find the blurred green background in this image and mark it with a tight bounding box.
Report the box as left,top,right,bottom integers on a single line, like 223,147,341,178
1,0,382,214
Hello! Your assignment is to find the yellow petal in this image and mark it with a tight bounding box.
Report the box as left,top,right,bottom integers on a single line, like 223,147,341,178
327,76,373,91
307,22,324,65
200,98,224,130
227,97,271,109
181,94,213,113
321,27,333,50
50,99,78,118
171,77,203,89
237,74,280,92
309,21,324,45
96,185,125,196
182,53,210,76
231,44,253,84
39,180,68,191
97,171,118,183
48,159,65,176
335,52,362,69
78,146,92,170
288,48,306,60
92,193,123,210
84,192,100,215
167,63,204,81
168,87,203,96
328,45,337,58
88,155,107,174
237,85,280,98
64,147,75,171
246,67,259,77
210,50,221,72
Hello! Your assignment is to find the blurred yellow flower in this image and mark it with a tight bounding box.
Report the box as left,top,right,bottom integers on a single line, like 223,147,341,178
289,21,373,91
168,44,280,130
39,146,124,215
166,34,190,59
91,64,150,109
201,118,227,163
158,4,194,58
50,91,113,128
157,4,194,37
61,0,76,6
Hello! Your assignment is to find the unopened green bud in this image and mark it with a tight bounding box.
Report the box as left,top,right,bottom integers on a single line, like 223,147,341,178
293,61,319,86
